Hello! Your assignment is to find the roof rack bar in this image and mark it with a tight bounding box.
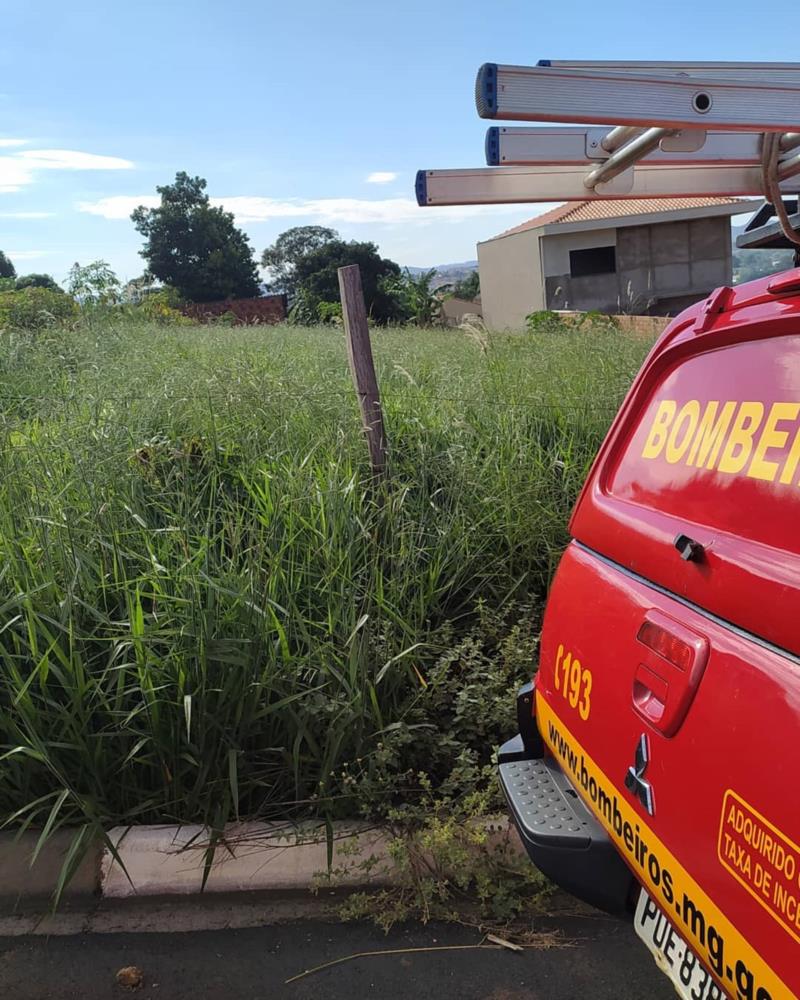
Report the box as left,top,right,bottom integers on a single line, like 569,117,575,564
584,127,674,188
601,126,644,153
778,150,800,181
476,63,800,131
737,200,800,248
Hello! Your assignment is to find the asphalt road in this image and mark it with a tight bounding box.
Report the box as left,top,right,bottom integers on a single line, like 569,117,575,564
0,910,676,1000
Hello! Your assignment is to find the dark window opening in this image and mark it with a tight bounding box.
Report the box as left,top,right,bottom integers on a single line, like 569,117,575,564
569,245,616,278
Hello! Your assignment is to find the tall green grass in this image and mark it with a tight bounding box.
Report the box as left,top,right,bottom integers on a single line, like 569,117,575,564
0,315,650,871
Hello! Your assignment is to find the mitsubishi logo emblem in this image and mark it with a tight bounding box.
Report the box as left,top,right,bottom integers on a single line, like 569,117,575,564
625,733,655,816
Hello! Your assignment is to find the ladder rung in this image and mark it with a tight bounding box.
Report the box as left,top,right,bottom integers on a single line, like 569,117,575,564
416,163,800,207
476,63,800,131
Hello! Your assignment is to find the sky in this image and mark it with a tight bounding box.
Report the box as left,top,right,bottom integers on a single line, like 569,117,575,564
0,0,794,284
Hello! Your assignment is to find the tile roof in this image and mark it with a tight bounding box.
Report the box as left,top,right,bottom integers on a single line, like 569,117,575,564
488,197,754,240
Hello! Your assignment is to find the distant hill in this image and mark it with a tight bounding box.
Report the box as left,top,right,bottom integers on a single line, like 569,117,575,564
404,260,478,290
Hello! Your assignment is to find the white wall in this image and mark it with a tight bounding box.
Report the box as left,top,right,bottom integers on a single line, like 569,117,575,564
540,227,617,277
477,229,543,331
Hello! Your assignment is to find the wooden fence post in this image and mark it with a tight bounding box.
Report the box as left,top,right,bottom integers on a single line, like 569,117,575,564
338,265,388,480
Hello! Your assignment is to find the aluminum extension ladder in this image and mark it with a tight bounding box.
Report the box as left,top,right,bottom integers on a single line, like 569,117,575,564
416,61,800,227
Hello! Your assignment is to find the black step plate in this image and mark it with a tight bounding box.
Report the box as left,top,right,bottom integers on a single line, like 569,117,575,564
499,757,595,849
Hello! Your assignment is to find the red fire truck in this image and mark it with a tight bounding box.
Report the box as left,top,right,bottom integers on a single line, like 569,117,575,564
418,61,800,1000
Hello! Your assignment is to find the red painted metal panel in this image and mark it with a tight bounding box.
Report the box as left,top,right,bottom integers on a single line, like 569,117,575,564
538,543,800,998
571,281,800,656
537,274,800,994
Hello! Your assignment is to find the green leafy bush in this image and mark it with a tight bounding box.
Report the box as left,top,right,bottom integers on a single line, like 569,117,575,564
136,289,191,325
287,289,321,325
316,300,342,325
525,310,568,334
15,273,62,292
0,287,78,329
332,774,552,930
318,601,552,929
526,309,620,335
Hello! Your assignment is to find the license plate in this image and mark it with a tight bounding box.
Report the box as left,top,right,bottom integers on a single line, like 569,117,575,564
635,890,729,1000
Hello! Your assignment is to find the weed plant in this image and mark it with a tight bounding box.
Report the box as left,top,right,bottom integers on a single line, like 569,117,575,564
0,314,650,894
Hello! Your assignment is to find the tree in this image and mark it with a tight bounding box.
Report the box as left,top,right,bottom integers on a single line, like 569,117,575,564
67,260,121,304
291,239,402,324
385,268,446,326
15,273,62,292
261,226,337,297
0,251,16,279
122,274,158,304
453,270,480,301
131,172,260,303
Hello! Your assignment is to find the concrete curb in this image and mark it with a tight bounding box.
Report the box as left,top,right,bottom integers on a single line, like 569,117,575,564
102,822,392,897
0,817,521,904
0,829,102,901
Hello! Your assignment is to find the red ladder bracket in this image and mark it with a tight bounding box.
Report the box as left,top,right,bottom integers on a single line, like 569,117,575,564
693,285,734,333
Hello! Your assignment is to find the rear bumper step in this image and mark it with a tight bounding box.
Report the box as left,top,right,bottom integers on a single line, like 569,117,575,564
499,736,634,913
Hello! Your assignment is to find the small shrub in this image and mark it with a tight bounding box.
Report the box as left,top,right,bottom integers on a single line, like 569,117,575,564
525,310,565,334
316,300,342,325
572,309,619,332
0,287,78,330
136,289,191,325
317,601,551,930
211,309,238,327
287,289,321,326
330,776,552,930
526,309,620,335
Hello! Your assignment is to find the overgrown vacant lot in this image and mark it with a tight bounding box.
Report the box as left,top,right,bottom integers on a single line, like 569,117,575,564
0,316,650,855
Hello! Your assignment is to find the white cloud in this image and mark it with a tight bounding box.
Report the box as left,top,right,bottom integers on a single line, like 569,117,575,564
0,159,35,193
214,196,526,225
0,148,134,194
0,139,27,148
78,194,529,227
15,149,133,171
6,250,49,261
0,211,53,219
366,172,398,184
77,194,157,219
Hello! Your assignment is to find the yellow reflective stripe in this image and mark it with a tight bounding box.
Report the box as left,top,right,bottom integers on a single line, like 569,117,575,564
536,692,792,1000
